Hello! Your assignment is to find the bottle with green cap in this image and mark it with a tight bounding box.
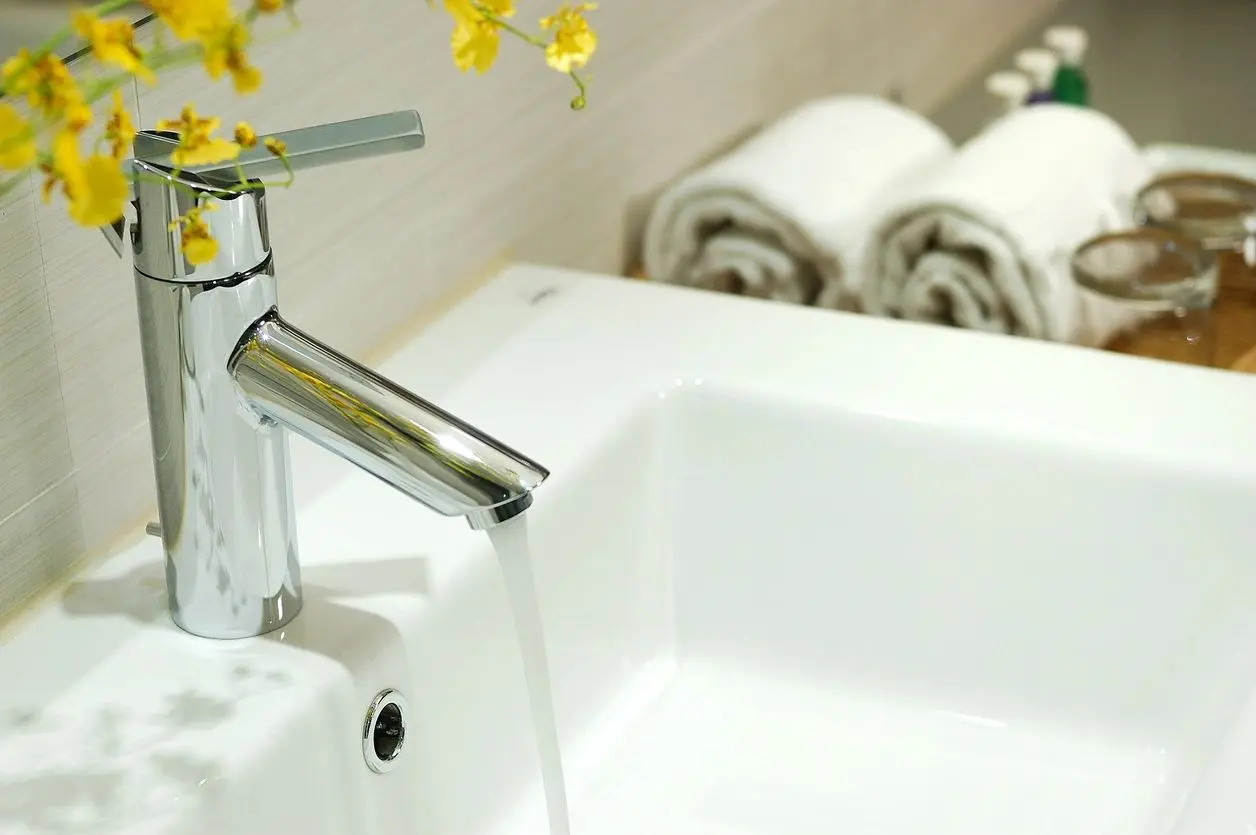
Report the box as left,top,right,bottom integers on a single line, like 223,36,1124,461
1044,25,1090,106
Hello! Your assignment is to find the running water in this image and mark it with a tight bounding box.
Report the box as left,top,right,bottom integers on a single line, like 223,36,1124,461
488,514,572,835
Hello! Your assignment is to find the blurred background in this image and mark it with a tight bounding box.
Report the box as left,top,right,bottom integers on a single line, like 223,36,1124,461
6,0,1253,147
933,0,1256,147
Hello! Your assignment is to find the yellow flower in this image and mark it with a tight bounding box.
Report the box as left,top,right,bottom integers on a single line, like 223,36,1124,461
445,0,514,21
263,137,286,157
45,131,78,197
70,155,130,226
444,0,514,73
540,3,597,73
449,17,499,72
143,0,232,41
169,205,218,265
155,105,241,166
72,10,156,83
2,49,92,131
0,104,36,171
479,0,516,16
182,232,217,265
46,131,129,226
234,122,258,148
201,19,263,94
103,91,136,161
255,0,284,12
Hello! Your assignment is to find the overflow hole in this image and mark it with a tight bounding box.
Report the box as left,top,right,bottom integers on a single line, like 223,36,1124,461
363,689,409,774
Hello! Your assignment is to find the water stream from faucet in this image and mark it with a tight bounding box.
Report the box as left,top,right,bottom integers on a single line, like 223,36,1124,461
489,514,572,835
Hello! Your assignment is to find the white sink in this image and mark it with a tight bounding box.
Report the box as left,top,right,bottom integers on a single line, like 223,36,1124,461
4,265,1256,835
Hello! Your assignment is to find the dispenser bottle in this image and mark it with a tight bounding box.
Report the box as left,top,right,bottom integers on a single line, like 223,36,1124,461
1014,48,1059,105
984,71,1032,119
1044,25,1090,106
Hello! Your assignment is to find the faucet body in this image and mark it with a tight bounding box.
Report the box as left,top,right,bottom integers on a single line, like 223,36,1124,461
123,112,547,639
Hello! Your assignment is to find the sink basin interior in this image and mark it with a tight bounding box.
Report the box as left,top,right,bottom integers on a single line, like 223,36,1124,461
507,378,1256,835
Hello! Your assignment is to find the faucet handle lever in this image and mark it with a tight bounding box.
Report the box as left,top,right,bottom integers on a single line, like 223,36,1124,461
121,110,425,280
180,110,426,184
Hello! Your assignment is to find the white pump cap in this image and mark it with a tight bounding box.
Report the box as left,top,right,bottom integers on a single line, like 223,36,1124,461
984,71,1031,112
1044,25,1088,65
1014,48,1059,90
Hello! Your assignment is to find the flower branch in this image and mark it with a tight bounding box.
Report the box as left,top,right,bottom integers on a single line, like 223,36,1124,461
1,0,596,265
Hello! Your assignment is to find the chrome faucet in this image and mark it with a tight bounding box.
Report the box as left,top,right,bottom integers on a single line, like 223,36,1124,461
106,111,548,640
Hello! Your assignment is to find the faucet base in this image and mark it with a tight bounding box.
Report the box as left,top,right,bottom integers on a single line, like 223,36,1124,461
168,582,304,640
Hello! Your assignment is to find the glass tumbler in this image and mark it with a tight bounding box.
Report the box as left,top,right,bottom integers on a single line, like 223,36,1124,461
1072,229,1219,367
1136,171,1256,262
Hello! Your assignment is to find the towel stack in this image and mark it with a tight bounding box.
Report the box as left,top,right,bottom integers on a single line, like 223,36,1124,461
642,96,953,310
642,97,1152,346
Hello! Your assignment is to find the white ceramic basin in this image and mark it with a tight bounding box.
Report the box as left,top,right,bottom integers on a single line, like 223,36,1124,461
4,265,1256,835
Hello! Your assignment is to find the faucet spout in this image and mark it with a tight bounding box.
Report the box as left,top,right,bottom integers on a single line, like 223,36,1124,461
231,313,548,530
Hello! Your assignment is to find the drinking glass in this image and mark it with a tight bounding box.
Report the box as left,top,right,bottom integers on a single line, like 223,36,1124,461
1072,228,1219,366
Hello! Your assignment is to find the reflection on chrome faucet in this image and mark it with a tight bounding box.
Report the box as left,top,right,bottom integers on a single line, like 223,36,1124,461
110,110,548,640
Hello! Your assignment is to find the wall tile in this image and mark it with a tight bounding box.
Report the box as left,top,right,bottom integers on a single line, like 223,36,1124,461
71,423,155,557
37,80,148,474
0,480,84,621
0,178,75,524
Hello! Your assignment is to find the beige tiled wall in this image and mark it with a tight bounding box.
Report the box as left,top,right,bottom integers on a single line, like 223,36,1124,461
0,0,1055,620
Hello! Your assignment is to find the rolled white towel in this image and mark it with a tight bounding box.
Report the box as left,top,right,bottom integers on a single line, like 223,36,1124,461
862,104,1154,346
642,96,953,308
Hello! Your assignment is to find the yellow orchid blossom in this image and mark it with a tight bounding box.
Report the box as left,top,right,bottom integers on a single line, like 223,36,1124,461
444,0,515,73
234,122,258,148
540,3,597,73
102,91,136,161
73,10,156,84
46,130,130,226
169,204,218,265
200,19,263,94
2,49,92,132
155,105,241,166
143,0,232,42
0,105,37,171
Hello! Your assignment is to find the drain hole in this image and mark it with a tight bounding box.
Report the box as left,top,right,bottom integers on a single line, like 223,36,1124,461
373,703,404,761
363,689,409,774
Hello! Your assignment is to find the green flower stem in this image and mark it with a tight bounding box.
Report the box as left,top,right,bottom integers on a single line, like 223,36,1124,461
230,152,295,191
472,6,546,47
142,41,203,75
82,72,133,104
568,70,587,108
131,162,294,204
